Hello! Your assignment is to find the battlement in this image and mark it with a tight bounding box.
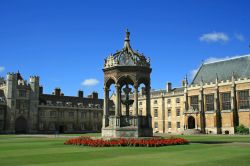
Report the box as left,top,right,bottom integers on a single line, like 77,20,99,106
188,76,250,90
29,76,39,83
7,72,17,80
39,102,103,110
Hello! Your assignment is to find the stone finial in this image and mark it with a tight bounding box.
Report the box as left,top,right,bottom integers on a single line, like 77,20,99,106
215,73,219,84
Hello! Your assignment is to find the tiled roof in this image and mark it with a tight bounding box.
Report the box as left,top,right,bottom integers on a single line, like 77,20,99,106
192,55,250,84
39,94,104,107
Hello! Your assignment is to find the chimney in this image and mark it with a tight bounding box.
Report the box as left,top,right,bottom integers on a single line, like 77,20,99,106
54,88,61,96
88,92,98,99
166,82,172,93
39,86,43,94
78,90,84,98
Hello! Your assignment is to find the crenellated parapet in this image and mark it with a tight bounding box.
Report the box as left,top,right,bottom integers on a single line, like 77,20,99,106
188,76,250,90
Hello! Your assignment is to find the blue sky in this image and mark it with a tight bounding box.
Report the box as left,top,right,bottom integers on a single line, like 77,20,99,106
0,0,249,97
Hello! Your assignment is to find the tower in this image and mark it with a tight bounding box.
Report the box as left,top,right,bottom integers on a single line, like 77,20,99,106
5,73,17,133
29,76,40,133
102,30,153,138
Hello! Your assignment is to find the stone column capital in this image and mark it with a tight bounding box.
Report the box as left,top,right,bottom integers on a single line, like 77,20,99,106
115,84,121,89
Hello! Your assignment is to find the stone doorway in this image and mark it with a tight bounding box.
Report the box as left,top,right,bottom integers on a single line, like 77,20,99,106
59,125,65,133
188,116,195,129
15,116,27,134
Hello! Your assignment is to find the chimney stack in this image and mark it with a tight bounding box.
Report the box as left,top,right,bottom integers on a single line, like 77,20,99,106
166,82,172,93
54,88,61,96
78,90,84,98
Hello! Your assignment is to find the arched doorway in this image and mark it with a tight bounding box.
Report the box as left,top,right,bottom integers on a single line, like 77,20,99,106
188,116,195,129
15,116,27,134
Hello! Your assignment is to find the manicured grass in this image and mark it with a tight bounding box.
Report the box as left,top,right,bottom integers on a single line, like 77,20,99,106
172,134,250,143
0,135,250,166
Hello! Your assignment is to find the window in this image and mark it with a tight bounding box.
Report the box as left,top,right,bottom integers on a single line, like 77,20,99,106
154,122,158,128
56,101,63,106
49,123,55,130
78,103,83,107
58,112,64,118
94,112,98,118
154,109,158,117
39,123,44,130
168,122,172,128
139,109,143,115
167,99,171,104
47,100,52,105
139,102,142,106
19,90,26,97
239,90,249,109
81,112,86,118
81,123,85,130
68,123,73,130
50,111,56,117
221,93,231,110
206,94,214,111
168,109,171,117
190,96,199,111
177,122,181,128
69,112,74,118
66,102,72,106
176,98,180,104
154,100,158,104
176,109,180,116
39,111,45,117
0,109,4,115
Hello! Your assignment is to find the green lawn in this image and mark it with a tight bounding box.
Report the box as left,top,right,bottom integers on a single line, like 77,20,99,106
0,134,250,166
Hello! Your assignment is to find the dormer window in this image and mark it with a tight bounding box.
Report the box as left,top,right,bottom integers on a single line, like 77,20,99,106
66,102,72,106
56,101,63,106
19,90,26,97
78,103,83,107
47,100,52,105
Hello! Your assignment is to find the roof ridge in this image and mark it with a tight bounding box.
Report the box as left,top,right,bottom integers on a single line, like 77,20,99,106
204,54,250,65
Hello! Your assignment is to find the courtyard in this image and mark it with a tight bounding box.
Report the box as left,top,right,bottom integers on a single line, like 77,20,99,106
0,134,249,166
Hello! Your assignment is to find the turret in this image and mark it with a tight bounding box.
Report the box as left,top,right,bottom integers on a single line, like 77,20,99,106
6,72,17,99
29,76,40,99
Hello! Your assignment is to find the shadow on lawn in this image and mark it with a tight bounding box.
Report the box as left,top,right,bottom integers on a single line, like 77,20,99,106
191,141,232,144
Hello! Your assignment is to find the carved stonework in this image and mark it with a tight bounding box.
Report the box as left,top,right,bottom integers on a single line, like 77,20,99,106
102,30,153,138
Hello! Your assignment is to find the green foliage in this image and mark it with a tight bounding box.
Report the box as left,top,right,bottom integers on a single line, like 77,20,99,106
235,125,250,135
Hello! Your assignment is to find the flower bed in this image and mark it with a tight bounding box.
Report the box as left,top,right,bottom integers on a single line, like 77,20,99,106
64,137,189,147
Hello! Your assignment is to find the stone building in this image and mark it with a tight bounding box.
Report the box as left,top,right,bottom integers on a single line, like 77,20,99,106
184,55,250,134
0,71,104,134
120,55,250,135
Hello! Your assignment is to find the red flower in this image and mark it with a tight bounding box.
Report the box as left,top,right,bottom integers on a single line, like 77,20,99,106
64,136,189,147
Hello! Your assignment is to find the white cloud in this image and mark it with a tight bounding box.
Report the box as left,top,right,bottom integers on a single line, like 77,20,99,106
199,32,229,43
81,78,99,86
0,66,5,73
234,33,245,41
